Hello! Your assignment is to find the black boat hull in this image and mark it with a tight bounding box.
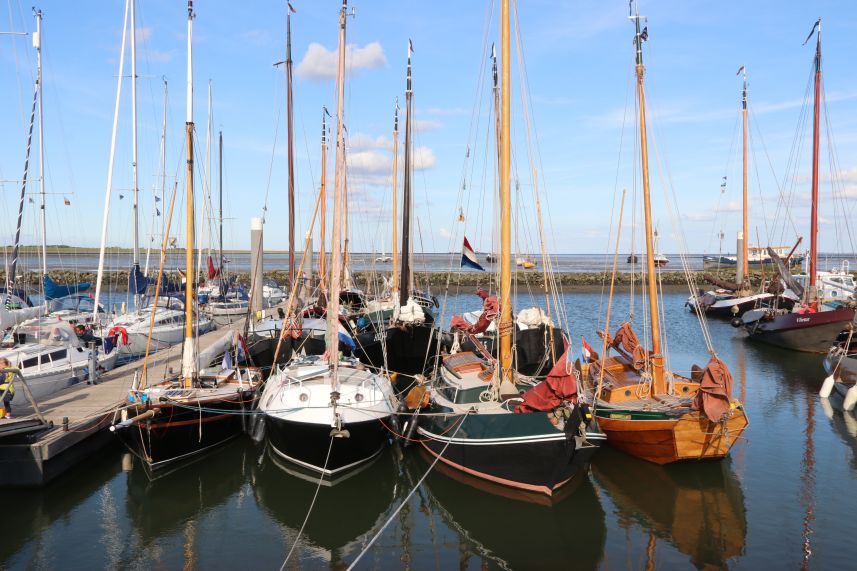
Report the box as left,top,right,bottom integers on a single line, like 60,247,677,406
417,410,602,496
115,392,257,469
265,415,390,475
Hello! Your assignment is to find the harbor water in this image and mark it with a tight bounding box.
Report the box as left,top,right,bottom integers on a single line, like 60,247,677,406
2,291,856,569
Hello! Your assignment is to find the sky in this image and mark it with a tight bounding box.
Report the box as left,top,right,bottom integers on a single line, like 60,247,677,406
1,0,857,260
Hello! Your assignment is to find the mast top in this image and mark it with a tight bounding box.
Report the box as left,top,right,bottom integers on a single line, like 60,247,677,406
394,97,399,131
629,1,647,68
492,43,498,87
406,39,413,94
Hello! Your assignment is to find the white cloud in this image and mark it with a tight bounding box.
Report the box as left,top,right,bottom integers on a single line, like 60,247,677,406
350,133,393,151
438,227,452,239
414,119,442,132
296,42,386,81
136,27,153,42
413,147,436,170
348,150,390,175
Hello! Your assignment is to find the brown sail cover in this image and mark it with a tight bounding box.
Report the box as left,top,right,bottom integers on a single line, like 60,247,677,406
515,347,577,413
703,273,741,292
609,322,648,370
450,288,499,334
691,357,734,423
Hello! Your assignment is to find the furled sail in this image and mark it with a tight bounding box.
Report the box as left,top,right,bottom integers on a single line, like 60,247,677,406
43,274,90,300
128,263,150,295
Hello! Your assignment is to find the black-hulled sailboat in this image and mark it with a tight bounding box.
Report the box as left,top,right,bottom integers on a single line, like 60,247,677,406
111,0,262,470
258,0,397,478
739,19,855,352
412,0,603,498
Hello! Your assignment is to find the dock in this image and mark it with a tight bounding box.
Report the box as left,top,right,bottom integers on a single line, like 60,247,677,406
0,320,252,487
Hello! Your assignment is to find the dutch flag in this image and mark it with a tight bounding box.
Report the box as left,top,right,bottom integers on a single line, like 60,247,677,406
461,237,485,271
581,337,595,362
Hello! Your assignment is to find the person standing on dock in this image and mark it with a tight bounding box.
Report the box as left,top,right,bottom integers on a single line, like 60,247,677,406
0,358,17,419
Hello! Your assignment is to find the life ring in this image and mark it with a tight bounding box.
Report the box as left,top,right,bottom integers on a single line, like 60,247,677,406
108,326,129,345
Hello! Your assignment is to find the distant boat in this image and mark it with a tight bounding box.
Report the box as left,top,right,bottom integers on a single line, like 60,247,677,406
485,253,497,263
702,246,804,270
516,256,537,269
626,254,638,264
652,253,669,268
375,251,392,263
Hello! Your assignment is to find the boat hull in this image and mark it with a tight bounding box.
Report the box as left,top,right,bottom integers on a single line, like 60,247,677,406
744,307,855,353
265,415,389,475
115,392,256,469
417,410,602,496
594,408,749,464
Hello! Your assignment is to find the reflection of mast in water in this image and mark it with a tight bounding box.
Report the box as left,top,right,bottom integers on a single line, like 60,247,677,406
183,520,197,570
736,348,748,478
644,531,657,571
800,392,815,570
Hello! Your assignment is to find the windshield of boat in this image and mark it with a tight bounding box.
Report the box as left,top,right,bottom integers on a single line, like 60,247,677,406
15,319,81,347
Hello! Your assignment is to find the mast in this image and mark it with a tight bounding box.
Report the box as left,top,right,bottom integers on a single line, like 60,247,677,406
319,109,327,291
219,130,223,283
632,2,665,394
499,0,513,384
92,0,130,322
492,43,500,171
328,0,349,380
741,67,749,280
286,10,296,287
130,0,139,278
34,8,46,279
399,45,413,306
199,80,211,282
809,18,821,296
181,0,196,384
391,99,399,295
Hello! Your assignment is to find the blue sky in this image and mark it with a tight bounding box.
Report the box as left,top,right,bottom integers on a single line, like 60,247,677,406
1,0,856,258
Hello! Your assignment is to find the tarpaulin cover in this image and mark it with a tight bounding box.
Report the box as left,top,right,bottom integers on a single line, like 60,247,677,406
128,264,149,295
43,274,90,300
691,356,734,423
608,321,648,370
207,255,221,280
450,288,499,334
515,346,577,413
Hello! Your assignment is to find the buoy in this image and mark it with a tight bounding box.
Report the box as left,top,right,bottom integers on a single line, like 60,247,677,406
730,318,743,328
844,385,857,411
820,374,835,398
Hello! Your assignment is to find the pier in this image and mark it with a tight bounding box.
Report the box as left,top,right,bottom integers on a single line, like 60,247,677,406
0,320,252,487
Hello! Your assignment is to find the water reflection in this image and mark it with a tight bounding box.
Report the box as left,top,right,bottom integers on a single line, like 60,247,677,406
593,447,747,570
411,450,606,570
252,445,399,568
821,400,857,473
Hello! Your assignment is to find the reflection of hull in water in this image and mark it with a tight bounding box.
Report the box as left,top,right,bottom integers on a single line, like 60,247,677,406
252,447,398,564
411,452,606,570
593,447,747,569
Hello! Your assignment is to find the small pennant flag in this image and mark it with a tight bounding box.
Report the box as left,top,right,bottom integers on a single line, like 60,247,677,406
63,197,71,206
287,2,296,13
408,38,414,57
491,43,496,60
28,197,33,204
156,208,161,216
736,65,745,76
581,337,594,361
119,194,124,200
461,237,485,271
803,19,819,46
640,26,648,42
154,196,161,202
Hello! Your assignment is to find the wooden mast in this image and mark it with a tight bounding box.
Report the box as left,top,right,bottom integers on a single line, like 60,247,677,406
492,44,501,173
319,109,327,291
809,18,821,299
391,100,399,295
399,47,413,306
286,10,296,287
182,0,196,385
499,0,513,386
632,3,665,394
328,0,348,379
741,67,749,280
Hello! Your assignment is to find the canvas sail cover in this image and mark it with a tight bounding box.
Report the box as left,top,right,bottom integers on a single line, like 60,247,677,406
768,247,804,298
128,264,150,295
515,346,578,412
207,255,221,280
450,288,499,334
608,321,648,371
691,356,734,423
43,274,90,300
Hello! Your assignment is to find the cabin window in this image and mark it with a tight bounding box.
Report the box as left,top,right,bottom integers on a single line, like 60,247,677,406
48,349,67,362
21,356,38,368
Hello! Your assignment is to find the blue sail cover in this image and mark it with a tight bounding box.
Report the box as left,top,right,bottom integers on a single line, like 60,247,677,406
128,264,150,295
43,274,90,300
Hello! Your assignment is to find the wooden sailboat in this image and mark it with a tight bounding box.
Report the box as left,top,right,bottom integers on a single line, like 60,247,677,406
258,0,397,478
580,2,748,465
739,19,855,352
688,68,785,318
412,0,604,498
111,0,262,470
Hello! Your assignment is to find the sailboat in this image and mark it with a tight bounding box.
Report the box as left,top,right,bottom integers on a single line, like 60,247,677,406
579,2,748,465
204,131,250,328
94,0,211,360
687,69,786,318
738,19,856,352
258,0,397,478
411,0,604,498
111,0,262,470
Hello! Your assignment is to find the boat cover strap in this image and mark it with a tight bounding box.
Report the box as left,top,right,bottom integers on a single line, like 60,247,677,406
691,357,734,423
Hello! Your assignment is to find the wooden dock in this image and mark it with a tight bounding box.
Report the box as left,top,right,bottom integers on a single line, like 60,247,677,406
0,320,250,487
